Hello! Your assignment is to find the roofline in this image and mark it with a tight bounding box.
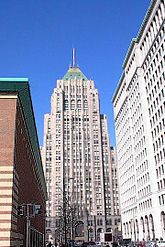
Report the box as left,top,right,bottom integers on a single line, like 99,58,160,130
122,38,137,69
137,0,157,42
112,71,125,103
122,0,156,69
0,78,29,82
0,78,47,200
113,0,157,102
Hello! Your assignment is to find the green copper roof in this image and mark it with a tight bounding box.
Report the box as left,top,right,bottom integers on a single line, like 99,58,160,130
0,78,47,200
63,66,88,81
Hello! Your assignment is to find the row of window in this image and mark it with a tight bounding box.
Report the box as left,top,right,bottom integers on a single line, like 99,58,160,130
152,121,165,140
121,185,136,200
157,178,165,190
156,164,165,178
140,2,165,60
121,195,136,209
154,148,165,164
159,193,165,205
135,148,147,164
64,99,88,110
136,160,149,177
120,175,135,195
138,185,151,199
139,198,152,212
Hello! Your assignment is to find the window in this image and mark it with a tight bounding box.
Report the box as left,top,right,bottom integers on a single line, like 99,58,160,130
84,100,88,110
77,100,81,110
71,100,75,110
64,100,68,110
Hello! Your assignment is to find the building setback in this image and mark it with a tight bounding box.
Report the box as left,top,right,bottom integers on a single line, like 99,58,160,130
0,79,47,247
41,62,121,243
112,0,165,241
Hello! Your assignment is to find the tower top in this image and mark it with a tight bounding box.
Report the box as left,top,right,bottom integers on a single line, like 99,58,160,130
63,67,88,81
62,49,88,81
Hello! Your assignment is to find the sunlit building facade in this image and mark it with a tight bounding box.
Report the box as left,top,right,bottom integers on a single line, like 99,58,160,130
112,0,165,241
41,62,121,243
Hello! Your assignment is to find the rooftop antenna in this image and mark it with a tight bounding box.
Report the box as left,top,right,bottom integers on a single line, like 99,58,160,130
73,48,75,68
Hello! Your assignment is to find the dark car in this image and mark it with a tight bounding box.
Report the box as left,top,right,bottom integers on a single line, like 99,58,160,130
121,239,132,247
82,242,97,247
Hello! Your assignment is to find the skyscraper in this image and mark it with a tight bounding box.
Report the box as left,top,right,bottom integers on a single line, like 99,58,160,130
41,51,121,243
112,0,165,241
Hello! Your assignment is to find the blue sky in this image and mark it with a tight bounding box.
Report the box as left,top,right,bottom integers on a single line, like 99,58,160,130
0,0,151,146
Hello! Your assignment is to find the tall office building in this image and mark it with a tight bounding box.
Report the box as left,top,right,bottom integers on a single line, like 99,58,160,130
41,53,121,243
112,0,165,241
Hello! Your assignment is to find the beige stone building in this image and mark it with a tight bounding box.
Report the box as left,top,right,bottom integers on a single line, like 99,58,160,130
41,64,121,243
112,0,165,241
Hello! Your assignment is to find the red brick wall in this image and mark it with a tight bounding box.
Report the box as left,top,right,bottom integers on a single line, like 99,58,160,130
14,98,46,235
0,97,17,245
0,96,46,246
0,98,17,166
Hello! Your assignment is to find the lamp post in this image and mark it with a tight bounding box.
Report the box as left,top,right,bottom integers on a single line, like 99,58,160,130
26,205,30,247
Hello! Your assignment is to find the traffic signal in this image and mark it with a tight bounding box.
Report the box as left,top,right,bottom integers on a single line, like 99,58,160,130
34,205,42,215
17,205,24,216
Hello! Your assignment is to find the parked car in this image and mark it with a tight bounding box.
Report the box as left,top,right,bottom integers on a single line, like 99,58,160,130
82,242,97,247
96,242,102,247
157,241,165,247
121,239,132,247
150,241,157,247
135,242,142,247
145,241,157,247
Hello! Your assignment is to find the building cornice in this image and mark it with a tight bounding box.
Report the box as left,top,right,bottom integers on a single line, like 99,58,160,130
136,0,157,42
122,0,157,69
112,71,125,103
113,0,157,102
122,38,137,69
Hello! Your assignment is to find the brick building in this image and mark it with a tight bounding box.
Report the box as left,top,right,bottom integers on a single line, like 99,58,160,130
0,78,47,246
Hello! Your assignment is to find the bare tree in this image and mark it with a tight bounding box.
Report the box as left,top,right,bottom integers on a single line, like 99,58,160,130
54,196,84,245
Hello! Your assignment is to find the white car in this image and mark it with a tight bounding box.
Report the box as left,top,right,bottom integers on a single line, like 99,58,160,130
157,241,165,247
